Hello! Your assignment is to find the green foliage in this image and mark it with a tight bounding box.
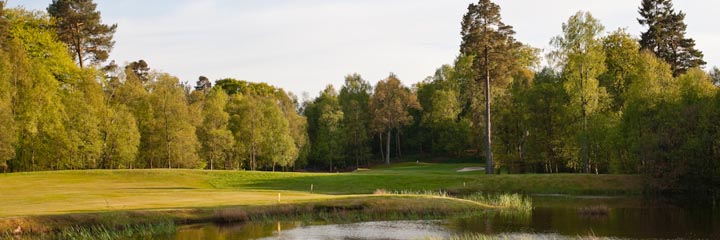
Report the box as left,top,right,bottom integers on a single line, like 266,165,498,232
305,86,345,170
61,70,106,169
0,44,15,172
197,88,235,170
550,11,608,173
146,73,202,169
47,0,117,68
460,0,517,90
277,90,309,169
2,1,719,198
638,0,705,76
100,104,140,169
370,74,421,164
216,78,277,96
417,75,470,157
339,74,372,169
520,68,572,173
6,10,68,171
460,0,519,173
601,29,641,111
228,90,298,170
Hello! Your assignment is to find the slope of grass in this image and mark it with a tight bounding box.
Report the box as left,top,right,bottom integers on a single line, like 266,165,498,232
0,162,642,237
0,163,641,218
209,163,641,195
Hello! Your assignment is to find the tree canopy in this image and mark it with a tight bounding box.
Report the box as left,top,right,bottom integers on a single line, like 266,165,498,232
47,0,117,68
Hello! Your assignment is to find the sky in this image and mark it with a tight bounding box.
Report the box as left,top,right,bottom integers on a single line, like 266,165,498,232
8,0,720,97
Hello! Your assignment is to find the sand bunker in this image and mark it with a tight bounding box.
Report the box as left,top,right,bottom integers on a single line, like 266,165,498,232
456,167,485,172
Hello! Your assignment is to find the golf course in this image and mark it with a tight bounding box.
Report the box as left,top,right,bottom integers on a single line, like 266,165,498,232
0,162,642,237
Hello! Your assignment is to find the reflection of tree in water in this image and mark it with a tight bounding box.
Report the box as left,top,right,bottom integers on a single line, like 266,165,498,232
577,205,610,220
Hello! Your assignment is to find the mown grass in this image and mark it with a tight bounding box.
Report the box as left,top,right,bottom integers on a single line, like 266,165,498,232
0,163,640,217
209,163,641,195
0,162,641,237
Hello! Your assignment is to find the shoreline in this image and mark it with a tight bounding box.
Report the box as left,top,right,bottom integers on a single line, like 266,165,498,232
0,195,495,238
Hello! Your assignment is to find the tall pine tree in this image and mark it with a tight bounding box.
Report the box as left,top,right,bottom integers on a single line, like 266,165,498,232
47,0,117,68
638,0,705,76
460,0,517,174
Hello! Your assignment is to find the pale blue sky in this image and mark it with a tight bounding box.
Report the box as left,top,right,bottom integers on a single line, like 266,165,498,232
9,0,720,97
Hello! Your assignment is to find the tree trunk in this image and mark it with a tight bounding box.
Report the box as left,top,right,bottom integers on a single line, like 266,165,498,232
355,131,360,170
386,130,392,165
396,129,401,159
484,46,494,175
164,100,171,169
379,134,384,162
581,64,589,173
73,23,85,69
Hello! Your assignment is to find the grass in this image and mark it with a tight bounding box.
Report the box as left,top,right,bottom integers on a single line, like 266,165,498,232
464,193,533,212
0,162,641,236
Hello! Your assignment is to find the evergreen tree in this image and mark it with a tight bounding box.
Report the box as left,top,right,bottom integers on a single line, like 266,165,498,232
47,0,117,68
195,76,212,92
460,0,517,174
709,67,720,86
638,0,705,76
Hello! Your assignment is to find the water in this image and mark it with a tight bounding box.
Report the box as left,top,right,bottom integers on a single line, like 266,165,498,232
154,196,720,239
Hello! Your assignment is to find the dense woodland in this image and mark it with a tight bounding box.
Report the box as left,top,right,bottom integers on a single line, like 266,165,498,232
0,0,718,195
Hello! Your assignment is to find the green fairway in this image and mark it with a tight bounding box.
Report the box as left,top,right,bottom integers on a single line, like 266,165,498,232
0,162,641,218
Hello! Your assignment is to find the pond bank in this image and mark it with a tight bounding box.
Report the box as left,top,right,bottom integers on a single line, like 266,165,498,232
0,195,497,238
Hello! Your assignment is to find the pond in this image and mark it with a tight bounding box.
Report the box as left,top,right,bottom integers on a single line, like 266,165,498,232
152,195,720,239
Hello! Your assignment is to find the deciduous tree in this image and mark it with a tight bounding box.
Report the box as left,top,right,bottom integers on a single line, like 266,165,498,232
550,11,608,173
370,74,421,164
339,74,372,169
197,88,235,170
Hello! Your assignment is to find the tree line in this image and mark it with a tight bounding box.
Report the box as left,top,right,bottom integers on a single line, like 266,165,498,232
0,0,718,194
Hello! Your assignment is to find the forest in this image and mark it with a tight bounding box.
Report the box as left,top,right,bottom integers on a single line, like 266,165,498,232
0,0,718,196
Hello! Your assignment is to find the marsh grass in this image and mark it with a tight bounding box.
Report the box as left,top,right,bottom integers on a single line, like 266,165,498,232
373,189,532,212
56,221,175,240
463,193,533,212
3,221,178,240
212,196,486,224
373,189,450,198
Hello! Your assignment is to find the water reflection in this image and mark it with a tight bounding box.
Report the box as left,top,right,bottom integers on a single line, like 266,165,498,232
446,196,720,239
260,220,448,240
156,196,720,239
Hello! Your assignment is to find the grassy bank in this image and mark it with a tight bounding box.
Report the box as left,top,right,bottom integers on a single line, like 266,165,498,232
1,195,497,238
0,162,640,236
